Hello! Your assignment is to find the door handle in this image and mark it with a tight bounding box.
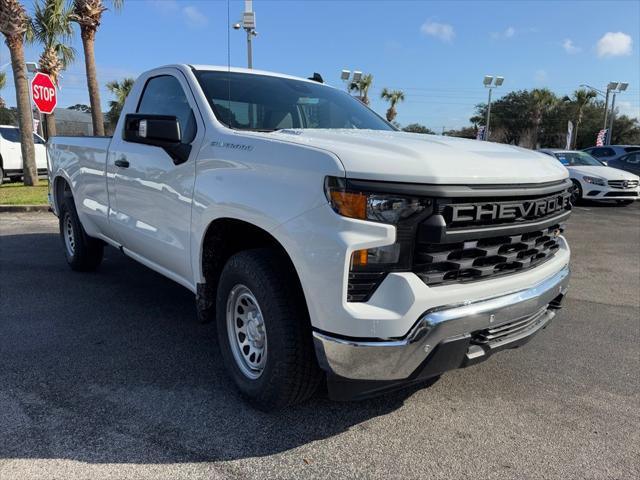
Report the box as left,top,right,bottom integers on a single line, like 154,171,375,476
114,156,130,168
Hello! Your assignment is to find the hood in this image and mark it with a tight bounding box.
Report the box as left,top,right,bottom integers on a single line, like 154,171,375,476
568,165,639,181
267,129,568,185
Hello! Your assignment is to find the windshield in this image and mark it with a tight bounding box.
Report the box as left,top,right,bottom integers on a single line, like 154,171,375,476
194,71,394,132
554,151,604,167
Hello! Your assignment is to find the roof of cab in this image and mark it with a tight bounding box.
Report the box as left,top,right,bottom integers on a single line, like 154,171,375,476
188,64,323,85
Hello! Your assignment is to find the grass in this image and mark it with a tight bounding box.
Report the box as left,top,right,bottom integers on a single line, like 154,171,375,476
0,179,49,205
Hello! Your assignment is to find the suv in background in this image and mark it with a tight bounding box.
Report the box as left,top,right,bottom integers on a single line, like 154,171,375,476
583,145,640,165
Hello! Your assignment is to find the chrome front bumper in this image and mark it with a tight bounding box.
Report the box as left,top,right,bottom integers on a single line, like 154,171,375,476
313,265,570,381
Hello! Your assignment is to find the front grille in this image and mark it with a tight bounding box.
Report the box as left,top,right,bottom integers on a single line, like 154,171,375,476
414,224,563,286
471,308,548,345
608,179,639,189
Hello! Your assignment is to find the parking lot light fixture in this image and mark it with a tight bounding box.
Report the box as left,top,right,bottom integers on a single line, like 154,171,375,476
483,75,504,141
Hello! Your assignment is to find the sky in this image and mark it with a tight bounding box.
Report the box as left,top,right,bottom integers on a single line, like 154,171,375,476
1,0,639,130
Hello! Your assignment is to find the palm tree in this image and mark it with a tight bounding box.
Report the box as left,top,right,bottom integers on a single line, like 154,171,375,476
530,88,556,147
71,0,123,136
565,89,597,149
349,73,373,105
29,0,76,138
105,76,133,129
380,88,405,122
0,71,6,107
0,0,38,186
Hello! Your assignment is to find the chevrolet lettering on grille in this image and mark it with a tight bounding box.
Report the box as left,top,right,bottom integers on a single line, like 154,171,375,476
447,191,571,225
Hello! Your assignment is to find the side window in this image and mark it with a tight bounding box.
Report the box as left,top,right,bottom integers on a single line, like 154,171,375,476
137,75,196,144
625,153,640,164
589,148,606,157
602,148,615,157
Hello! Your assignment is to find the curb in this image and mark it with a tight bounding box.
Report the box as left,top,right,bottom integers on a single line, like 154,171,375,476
0,205,51,213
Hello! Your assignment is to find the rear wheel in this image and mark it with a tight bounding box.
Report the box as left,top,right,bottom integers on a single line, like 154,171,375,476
570,180,583,205
0,166,4,185
216,248,322,411
59,195,104,271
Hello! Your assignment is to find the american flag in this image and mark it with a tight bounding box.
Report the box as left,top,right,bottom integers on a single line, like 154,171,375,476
596,129,608,146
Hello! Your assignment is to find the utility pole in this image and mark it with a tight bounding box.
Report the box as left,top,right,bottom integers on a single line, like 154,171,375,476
482,75,504,141
233,0,257,69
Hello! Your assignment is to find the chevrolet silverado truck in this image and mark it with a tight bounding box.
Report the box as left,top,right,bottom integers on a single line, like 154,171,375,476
48,65,572,410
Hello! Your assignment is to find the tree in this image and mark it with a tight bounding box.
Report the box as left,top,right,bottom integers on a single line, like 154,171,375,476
0,70,6,107
29,0,76,138
402,123,435,134
0,0,38,186
71,0,123,136
349,73,373,105
565,88,596,149
68,103,91,112
530,88,557,148
472,90,535,145
380,88,405,122
105,77,133,128
444,126,477,139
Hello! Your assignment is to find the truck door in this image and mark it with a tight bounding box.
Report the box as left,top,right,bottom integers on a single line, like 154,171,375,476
108,70,204,286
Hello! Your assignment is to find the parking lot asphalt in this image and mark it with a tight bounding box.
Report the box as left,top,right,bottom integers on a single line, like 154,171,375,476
0,202,638,480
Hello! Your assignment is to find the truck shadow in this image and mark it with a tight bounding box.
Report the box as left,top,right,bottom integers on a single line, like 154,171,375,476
0,232,424,463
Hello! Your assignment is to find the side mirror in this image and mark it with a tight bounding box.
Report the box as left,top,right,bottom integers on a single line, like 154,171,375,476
123,114,191,165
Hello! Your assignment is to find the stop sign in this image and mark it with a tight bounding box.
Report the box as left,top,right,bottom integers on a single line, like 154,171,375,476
31,72,57,114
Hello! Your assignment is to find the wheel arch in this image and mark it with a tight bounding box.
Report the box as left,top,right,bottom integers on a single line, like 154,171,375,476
52,174,72,215
196,217,307,322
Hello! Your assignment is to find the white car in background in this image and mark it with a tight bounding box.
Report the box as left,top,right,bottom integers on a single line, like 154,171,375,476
538,149,640,206
0,125,48,184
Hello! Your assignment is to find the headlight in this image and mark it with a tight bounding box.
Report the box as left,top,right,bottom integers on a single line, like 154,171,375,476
324,177,433,302
324,176,431,224
583,175,606,186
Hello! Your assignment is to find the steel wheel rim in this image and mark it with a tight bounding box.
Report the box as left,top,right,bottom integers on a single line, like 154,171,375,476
226,284,267,379
63,213,76,257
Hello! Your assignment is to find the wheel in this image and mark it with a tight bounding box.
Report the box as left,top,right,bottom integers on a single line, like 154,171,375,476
569,180,583,205
59,195,104,271
216,248,322,410
0,166,4,185
616,200,634,206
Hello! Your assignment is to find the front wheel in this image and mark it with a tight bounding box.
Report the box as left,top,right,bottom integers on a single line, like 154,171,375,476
570,180,583,205
216,248,322,411
59,195,104,271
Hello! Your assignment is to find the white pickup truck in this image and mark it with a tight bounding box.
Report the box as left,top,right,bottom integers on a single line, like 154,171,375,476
48,65,572,410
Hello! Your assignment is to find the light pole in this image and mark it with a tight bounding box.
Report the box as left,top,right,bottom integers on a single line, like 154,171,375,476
482,75,504,141
340,70,362,98
607,82,629,145
232,0,257,69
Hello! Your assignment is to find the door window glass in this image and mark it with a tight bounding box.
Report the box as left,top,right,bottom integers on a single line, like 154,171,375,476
137,75,196,143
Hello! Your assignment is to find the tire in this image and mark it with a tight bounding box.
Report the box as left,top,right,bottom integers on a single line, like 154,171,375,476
59,195,104,271
616,200,634,206
216,248,322,411
570,180,583,205
0,166,4,186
